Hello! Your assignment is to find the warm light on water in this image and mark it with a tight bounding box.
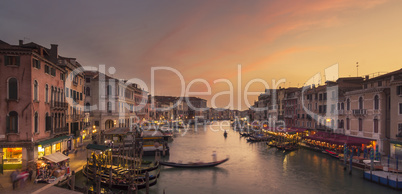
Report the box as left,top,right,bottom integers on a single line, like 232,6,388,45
143,122,399,194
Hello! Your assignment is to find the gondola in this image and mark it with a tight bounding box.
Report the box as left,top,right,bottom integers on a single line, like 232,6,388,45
224,131,228,137
160,158,229,168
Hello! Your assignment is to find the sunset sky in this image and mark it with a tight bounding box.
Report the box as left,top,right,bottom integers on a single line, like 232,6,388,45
1,0,402,110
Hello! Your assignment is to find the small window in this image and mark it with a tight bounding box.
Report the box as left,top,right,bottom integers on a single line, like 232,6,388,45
80,93,83,100
359,97,364,109
4,56,20,66
45,113,51,131
400,103,402,114
45,84,49,103
86,87,91,96
346,118,350,130
398,124,402,136
6,111,18,133
374,118,378,133
34,112,39,133
45,65,50,74
60,73,64,81
50,68,56,76
8,78,18,100
374,95,379,110
66,87,69,97
364,84,367,89
359,118,363,131
378,81,382,87
86,77,91,83
33,59,41,69
397,85,402,95
33,80,38,101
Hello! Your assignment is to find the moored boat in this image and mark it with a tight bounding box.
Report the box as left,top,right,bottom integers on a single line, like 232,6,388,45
160,158,229,168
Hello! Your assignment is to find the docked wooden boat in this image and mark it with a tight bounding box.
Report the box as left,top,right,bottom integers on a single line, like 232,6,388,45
83,165,160,182
283,144,298,152
160,158,229,168
323,149,339,158
84,168,158,191
240,133,251,137
87,161,160,174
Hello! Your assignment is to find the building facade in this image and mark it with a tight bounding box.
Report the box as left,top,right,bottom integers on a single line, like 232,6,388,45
0,40,69,169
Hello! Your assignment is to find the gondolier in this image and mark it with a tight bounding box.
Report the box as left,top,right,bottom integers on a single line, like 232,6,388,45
212,151,217,162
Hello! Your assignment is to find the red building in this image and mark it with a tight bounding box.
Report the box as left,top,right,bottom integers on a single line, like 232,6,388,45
0,40,69,169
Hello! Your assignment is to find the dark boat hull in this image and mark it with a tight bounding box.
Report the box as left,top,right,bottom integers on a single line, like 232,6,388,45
160,158,229,168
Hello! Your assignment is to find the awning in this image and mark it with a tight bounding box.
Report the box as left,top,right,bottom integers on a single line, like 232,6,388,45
390,139,402,145
43,152,69,163
86,144,110,151
37,135,70,147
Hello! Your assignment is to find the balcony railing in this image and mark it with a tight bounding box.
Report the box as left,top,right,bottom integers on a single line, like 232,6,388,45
336,110,345,115
51,101,68,109
54,126,69,134
352,109,367,116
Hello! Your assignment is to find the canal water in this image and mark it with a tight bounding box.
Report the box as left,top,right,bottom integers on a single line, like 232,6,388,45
74,121,400,193
144,121,399,194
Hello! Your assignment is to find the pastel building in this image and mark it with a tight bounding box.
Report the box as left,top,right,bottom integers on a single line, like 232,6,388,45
0,40,69,169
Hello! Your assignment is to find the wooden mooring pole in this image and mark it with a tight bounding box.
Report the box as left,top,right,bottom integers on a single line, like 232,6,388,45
71,170,75,191
146,171,150,194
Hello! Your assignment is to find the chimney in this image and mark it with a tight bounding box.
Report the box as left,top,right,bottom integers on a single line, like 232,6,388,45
50,44,58,63
19,40,23,46
365,75,369,80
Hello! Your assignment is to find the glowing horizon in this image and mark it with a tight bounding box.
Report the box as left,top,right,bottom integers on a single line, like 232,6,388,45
1,0,402,110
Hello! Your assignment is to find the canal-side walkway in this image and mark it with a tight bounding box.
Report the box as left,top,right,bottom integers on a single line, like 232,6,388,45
0,139,91,193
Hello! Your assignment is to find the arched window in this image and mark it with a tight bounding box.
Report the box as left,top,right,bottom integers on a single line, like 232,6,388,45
346,99,350,110
45,112,51,131
34,80,38,101
34,112,39,133
340,120,344,128
86,87,91,96
85,102,91,112
6,111,18,133
358,118,363,131
374,118,379,133
45,84,49,103
359,97,363,110
8,78,18,100
374,95,379,110
346,118,350,130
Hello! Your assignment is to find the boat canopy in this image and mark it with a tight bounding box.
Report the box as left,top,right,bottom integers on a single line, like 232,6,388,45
43,152,70,163
304,132,373,146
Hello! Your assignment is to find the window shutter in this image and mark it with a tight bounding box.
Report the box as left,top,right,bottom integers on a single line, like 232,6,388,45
398,86,401,95
6,115,10,133
38,60,41,69
16,56,20,66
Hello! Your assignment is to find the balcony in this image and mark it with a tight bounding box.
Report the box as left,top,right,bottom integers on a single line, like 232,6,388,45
336,110,345,115
352,109,367,116
51,101,68,109
54,126,69,134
